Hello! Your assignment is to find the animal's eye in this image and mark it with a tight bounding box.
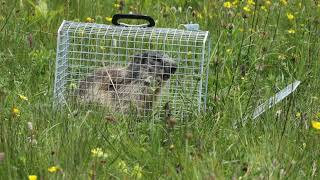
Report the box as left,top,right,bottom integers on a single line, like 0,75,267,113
140,58,147,64
155,57,162,63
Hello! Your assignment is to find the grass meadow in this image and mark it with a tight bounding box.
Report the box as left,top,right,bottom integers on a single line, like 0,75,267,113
1,0,320,179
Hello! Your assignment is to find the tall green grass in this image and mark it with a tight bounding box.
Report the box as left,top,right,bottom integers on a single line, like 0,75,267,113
0,0,320,179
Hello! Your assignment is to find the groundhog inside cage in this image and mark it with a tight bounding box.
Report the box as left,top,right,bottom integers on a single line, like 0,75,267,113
76,51,177,114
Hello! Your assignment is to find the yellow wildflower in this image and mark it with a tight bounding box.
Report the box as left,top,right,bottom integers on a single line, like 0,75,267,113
85,17,94,23
48,166,60,173
278,54,286,60
113,3,120,8
18,94,28,101
28,175,37,180
69,82,77,90
280,0,288,6
169,144,175,150
232,0,239,6
105,17,112,22
247,0,255,5
12,107,20,113
249,28,255,33
261,6,267,12
226,48,232,54
132,164,143,179
311,120,320,130
12,106,20,117
264,0,272,6
296,112,301,118
223,2,232,8
286,12,294,21
287,29,296,34
187,51,192,58
243,5,251,12
117,160,128,173
91,147,103,157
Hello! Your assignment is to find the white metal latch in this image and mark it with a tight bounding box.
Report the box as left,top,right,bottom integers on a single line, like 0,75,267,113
180,24,200,31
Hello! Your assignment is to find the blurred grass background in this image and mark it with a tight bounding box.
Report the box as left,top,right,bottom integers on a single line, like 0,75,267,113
0,0,320,179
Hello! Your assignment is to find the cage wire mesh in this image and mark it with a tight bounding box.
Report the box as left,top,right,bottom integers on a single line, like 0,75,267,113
54,20,210,118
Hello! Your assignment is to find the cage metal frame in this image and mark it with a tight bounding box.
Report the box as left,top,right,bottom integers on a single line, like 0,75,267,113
54,20,210,117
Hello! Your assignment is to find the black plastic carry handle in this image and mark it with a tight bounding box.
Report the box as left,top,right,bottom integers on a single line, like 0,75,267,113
112,14,155,27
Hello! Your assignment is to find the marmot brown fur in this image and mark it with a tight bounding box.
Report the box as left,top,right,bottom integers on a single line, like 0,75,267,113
76,51,177,114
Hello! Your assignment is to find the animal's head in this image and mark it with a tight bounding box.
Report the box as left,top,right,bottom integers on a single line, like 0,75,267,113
129,51,177,84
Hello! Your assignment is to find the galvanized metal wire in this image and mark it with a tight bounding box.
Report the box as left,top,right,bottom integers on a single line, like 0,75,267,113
54,20,210,117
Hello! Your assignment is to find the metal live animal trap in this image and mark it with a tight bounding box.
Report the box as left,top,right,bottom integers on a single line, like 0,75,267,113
54,14,211,118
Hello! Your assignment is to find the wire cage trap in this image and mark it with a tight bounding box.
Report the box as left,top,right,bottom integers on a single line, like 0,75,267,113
54,14,211,118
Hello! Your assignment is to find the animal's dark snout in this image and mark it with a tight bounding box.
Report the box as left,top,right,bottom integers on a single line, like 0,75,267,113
166,61,177,75
170,66,177,74
162,62,177,81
